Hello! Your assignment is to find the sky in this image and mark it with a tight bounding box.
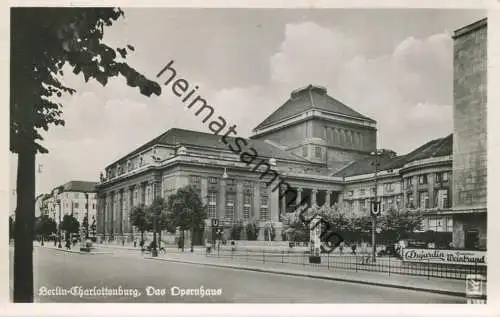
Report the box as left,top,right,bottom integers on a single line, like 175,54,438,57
9,8,486,203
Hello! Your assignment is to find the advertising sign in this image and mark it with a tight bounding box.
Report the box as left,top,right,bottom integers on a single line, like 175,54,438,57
309,216,322,256
402,249,487,266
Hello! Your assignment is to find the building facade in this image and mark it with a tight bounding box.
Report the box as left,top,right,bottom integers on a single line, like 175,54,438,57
451,18,487,249
42,181,98,227
96,19,486,250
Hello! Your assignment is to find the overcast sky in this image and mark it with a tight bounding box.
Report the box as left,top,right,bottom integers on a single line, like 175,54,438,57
10,8,486,201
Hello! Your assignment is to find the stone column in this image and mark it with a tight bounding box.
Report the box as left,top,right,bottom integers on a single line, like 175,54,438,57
119,189,124,242
270,187,280,222
325,190,331,207
253,181,261,221
201,178,208,205
108,193,114,240
280,186,287,217
311,189,318,206
218,179,226,220
412,177,418,208
236,182,244,222
428,173,435,209
127,186,134,240
337,192,344,212
296,188,303,206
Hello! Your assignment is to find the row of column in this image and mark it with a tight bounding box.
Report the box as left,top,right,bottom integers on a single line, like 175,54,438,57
280,187,340,213
97,179,161,241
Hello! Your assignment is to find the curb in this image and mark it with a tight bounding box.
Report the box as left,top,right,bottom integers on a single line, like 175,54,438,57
145,256,466,298
38,246,112,255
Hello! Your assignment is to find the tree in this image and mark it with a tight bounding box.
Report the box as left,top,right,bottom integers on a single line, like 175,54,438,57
146,197,168,250
129,204,148,246
11,8,161,302
378,208,423,243
34,215,57,245
82,214,89,239
166,185,207,248
230,222,243,241
61,214,80,240
245,222,259,241
90,216,96,239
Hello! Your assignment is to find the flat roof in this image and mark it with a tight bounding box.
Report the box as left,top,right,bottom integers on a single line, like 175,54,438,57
453,18,487,39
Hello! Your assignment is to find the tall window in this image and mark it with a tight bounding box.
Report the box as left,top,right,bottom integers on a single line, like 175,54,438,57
407,193,415,209
363,199,370,212
435,189,449,209
225,193,235,222
428,216,446,232
73,202,79,209
359,189,366,196
315,146,321,158
419,174,428,185
243,194,252,220
436,171,449,182
209,177,218,184
260,197,269,221
419,191,429,209
302,146,308,157
406,178,412,188
208,192,217,219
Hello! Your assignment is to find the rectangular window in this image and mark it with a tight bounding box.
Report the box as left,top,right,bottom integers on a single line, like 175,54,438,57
208,192,217,219
243,194,252,220
446,217,453,232
226,178,236,186
260,182,268,196
442,172,449,181
189,175,201,184
225,193,235,222
364,199,370,212
359,189,366,196
74,202,79,209
347,191,353,197
407,193,414,209
419,175,428,185
208,177,218,184
315,146,321,158
419,191,429,209
302,146,308,157
385,183,394,192
260,197,269,221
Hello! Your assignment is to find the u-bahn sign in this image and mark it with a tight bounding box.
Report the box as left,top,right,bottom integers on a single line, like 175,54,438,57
402,249,487,266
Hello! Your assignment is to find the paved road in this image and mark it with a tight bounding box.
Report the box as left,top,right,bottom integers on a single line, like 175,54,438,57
11,247,466,303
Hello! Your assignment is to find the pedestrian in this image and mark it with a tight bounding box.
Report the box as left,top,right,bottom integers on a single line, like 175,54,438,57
65,239,71,250
134,240,137,248
351,244,357,255
339,241,344,255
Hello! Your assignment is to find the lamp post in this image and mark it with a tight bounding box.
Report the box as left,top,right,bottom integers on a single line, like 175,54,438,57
191,211,195,253
57,199,62,248
152,206,158,257
85,193,89,240
370,150,383,263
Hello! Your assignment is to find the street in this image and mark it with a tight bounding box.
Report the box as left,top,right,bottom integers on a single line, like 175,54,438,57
10,247,465,303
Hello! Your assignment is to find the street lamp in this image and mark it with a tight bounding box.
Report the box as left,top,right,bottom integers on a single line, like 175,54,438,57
85,193,89,240
370,150,383,263
57,199,62,248
152,208,158,257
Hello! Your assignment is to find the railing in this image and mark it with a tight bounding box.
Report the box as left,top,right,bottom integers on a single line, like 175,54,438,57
201,248,487,281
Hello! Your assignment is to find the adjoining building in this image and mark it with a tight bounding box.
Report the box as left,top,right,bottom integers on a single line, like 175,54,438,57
42,181,98,227
96,18,487,250
451,18,487,249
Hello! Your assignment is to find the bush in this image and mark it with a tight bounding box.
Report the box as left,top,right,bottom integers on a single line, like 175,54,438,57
264,224,276,241
245,222,259,241
230,223,243,240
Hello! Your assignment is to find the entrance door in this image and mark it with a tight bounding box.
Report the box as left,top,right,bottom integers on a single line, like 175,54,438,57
465,230,479,250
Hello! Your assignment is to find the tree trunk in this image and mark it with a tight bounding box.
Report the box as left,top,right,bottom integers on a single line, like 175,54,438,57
14,147,36,302
158,230,162,249
140,230,144,245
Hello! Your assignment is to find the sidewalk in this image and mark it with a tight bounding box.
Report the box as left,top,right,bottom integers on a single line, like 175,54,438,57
146,250,467,297
34,242,113,255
